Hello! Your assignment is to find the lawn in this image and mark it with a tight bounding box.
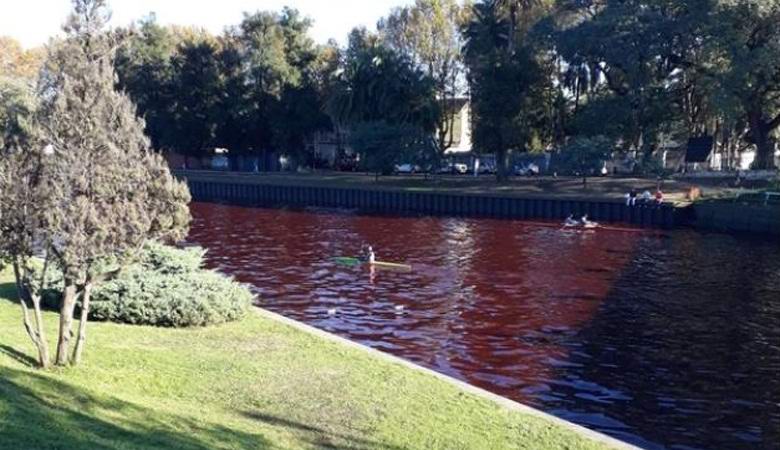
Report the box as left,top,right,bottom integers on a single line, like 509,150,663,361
0,269,616,450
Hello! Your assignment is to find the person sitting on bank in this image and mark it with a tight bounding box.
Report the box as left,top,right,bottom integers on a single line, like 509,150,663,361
626,188,638,206
655,189,664,204
641,190,653,203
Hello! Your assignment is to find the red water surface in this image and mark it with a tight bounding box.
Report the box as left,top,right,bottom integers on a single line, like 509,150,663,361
187,203,641,401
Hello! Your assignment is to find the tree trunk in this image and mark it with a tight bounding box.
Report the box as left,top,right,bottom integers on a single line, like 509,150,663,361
749,112,777,170
72,282,93,366
55,283,78,366
753,135,776,170
496,149,509,183
12,261,51,369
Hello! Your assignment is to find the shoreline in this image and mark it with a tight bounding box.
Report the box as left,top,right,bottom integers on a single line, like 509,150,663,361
253,306,640,450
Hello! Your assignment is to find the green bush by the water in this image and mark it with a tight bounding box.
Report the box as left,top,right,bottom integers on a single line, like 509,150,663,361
45,242,253,328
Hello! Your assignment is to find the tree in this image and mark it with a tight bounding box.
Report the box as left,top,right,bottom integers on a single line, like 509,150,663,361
327,28,438,174
463,0,545,181
379,0,469,157
710,0,780,170
0,77,35,151
0,36,45,81
554,135,612,188
349,121,434,178
0,78,53,369
327,28,437,129
27,0,190,367
168,35,223,165
115,14,180,152
555,0,701,156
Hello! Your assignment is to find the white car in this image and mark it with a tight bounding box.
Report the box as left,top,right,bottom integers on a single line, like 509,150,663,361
395,163,420,174
453,163,469,175
211,155,230,171
515,163,540,176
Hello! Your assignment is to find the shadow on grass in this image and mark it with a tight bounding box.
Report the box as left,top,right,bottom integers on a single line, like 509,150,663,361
0,281,18,304
0,367,272,450
243,411,404,450
0,345,37,368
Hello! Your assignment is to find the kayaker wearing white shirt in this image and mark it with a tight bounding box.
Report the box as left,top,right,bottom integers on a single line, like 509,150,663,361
564,214,579,227
581,214,598,228
360,244,376,264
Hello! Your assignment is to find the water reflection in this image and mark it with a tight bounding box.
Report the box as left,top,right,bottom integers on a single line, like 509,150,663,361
187,203,780,450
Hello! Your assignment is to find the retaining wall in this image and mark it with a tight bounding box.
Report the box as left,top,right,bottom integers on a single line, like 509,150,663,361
184,178,685,229
693,201,780,235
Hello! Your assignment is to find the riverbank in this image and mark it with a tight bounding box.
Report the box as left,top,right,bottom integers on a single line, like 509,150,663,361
177,171,689,228
0,270,626,450
177,170,724,204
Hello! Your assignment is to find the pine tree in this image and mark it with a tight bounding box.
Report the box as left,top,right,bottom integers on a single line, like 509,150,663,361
1,0,191,367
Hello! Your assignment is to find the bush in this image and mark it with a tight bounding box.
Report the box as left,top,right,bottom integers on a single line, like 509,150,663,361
43,242,254,328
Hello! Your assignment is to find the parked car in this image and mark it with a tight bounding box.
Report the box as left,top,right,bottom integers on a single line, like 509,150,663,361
478,163,497,175
514,163,540,176
211,155,230,171
394,163,422,174
453,163,469,175
436,162,468,175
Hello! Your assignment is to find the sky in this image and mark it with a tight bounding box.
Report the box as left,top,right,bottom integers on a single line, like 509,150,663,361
0,0,414,49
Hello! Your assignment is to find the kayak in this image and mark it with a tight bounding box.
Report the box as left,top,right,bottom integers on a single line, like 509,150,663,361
331,256,362,266
372,261,413,271
331,257,412,271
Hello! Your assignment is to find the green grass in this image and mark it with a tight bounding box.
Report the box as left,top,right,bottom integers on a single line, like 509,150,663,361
0,270,613,450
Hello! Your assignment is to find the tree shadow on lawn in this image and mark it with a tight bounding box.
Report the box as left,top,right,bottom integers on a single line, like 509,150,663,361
0,345,38,368
0,366,273,450
0,281,18,304
243,411,405,450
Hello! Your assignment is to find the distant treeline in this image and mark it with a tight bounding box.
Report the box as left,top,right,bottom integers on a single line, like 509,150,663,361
3,0,780,179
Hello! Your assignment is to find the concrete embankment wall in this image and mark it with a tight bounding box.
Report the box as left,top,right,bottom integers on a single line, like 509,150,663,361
693,202,780,235
184,178,686,229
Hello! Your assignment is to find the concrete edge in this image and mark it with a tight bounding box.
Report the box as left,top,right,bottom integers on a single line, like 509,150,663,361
252,307,640,450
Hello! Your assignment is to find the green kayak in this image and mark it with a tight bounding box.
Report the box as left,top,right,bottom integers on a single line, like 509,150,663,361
331,256,363,267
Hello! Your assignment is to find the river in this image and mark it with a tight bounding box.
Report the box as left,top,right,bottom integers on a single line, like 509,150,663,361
187,202,780,450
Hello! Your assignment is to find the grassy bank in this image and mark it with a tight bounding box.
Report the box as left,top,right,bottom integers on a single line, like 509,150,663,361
0,270,615,450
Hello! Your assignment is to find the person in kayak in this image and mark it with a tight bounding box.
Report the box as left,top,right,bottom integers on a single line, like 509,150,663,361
360,244,376,264
564,214,579,227
581,214,599,228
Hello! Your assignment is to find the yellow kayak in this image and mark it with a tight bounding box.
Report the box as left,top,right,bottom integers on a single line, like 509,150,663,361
371,261,412,271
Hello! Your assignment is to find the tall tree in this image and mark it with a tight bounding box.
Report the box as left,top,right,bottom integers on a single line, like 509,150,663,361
35,0,191,366
327,28,437,129
0,76,52,368
0,77,34,151
327,29,438,175
0,36,45,81
379,0,469,157
711,0,780,169
464,0,545,181
168,34,223,165
115,15,180,152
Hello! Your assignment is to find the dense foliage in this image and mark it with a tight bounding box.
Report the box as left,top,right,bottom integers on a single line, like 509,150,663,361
104,0,780,174
88,243,251,328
